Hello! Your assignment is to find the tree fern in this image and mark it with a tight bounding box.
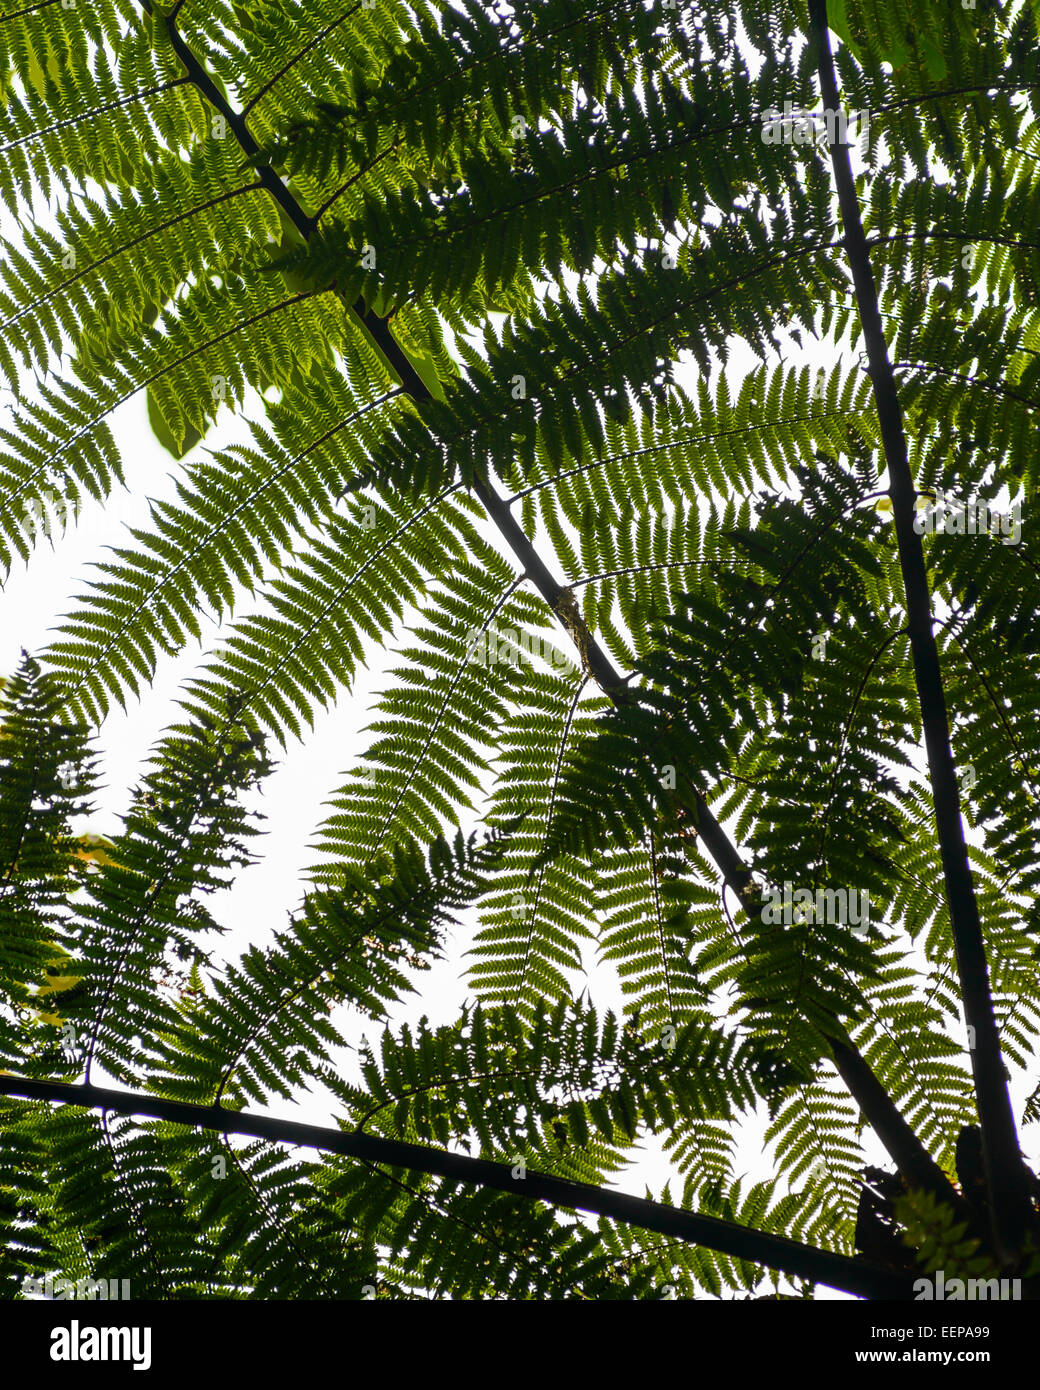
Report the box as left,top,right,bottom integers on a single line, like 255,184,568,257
1,0,1039,1315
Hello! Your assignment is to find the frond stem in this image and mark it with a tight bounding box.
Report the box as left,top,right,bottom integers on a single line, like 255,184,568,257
0,1073,917,1300
810,0,1036,1262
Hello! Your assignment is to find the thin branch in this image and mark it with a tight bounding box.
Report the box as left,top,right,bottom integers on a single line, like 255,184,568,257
0,1074,916,1299
0,180,266,341
893,362,1040,414
240,6,362,118
0,77,192,158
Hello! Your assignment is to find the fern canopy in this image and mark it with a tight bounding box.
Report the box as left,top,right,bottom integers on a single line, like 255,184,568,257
1,0,1039,1302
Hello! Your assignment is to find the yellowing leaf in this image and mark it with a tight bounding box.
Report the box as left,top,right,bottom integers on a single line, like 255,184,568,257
71,832,121,868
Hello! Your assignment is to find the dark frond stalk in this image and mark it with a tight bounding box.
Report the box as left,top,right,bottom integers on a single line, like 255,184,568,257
0,1074,916,1299
808,0,1036,1262
441,487,970,1222
827,1038,974,1223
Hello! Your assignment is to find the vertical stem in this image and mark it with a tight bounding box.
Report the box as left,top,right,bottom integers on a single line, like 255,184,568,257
808,0,1034,1261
